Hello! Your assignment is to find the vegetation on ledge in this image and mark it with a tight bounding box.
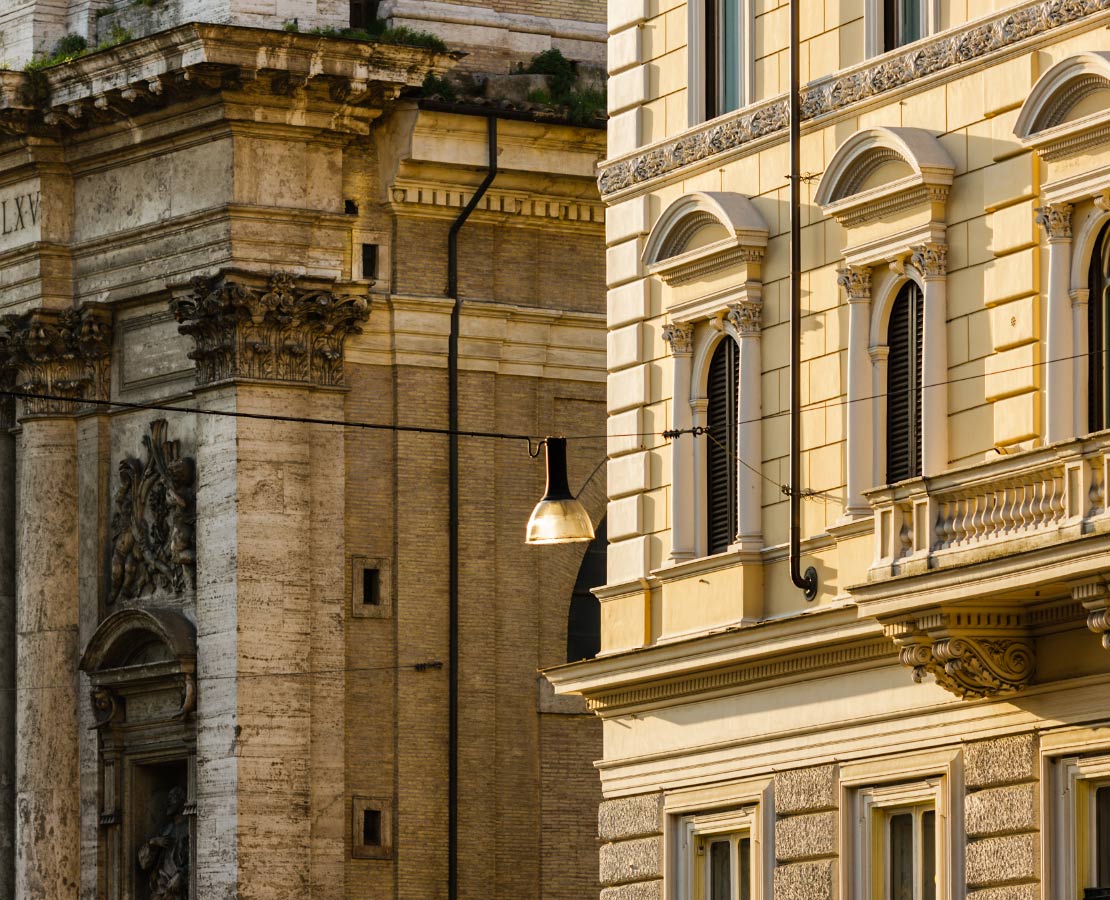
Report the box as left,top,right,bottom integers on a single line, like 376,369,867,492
283,21,448,53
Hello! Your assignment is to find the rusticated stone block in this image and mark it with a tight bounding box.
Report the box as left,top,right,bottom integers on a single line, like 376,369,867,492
967,885,1039,900
966,833,1038,887
966,784,1037,837
599,836,663,887
965,734,1036,788
601,880,664,900
599,793,664,841
774,765,837,815
773,859,835,900
775,811,837,862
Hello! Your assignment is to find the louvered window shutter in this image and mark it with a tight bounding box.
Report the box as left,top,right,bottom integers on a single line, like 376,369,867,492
886,283,923,484
1090,223,1110,432
707,338,739,555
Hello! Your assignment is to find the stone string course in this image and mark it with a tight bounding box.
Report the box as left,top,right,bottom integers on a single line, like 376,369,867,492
597,0,1110,198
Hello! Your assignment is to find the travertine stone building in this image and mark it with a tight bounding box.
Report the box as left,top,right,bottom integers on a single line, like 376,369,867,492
0,2,609,899
546,1,1110,899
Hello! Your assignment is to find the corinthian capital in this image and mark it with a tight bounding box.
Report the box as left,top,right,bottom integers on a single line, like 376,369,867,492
172,271,370,387
661,322,693,355
0,305,112,419
836,265,872,301
910,243,947,278
1035,202,1073,240
715,301,761,337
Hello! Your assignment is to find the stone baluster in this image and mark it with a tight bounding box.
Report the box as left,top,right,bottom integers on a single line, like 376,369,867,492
0,305,111,900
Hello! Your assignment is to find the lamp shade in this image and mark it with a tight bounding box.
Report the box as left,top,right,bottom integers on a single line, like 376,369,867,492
525,437,595,544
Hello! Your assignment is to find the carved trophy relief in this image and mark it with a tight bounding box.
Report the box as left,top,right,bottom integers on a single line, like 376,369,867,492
110,419,196,604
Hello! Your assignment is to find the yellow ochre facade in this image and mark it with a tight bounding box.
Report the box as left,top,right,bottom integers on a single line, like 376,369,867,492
546,1,1110,898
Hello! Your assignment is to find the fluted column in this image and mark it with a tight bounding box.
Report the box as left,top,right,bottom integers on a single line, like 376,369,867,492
1037,203,1075,443
912,243,948,476
838,265,873,517
663,323,695,561
173,271,368,900
0,306,111,900
719,301,762,549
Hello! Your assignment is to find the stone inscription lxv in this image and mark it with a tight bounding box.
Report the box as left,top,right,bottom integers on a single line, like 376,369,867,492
2,190,40,236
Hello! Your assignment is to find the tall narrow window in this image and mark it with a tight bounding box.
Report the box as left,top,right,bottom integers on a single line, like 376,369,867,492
705,0,743,118
883,0,923,51
707,338,739,554
350,0,379,29
886,282,923,484
681,807,759,900
1089,222,1110,433
882,805,936,900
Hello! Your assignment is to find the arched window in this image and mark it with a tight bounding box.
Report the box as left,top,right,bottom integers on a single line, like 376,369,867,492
566,519,605,663
707,338,738,554
1090,221,1110,433
886,281,923,483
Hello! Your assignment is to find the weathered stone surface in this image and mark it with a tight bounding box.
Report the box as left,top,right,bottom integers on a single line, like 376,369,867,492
598,793,664,841
773,859,835,900
965,734,1037,788
600,880,664,900
775,811,837,862
967,885,1039,900
966,783,1037,837
599,836,663,887
966,833,1038,887
775,765,838,814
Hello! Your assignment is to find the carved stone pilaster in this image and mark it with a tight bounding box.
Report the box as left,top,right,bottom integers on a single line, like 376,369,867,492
171,270,370,387
1036,202,1073,240
661,322,694,355
884,607,1035,700
1075,580,1110,649
837,265,872,301
0,305,112,419
910,243,947,278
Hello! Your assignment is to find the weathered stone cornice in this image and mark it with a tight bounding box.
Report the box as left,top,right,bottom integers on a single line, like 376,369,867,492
0,23,460,138
0,304,112,418
598,0,1110,199
171,270,370,388
883,607,1035,700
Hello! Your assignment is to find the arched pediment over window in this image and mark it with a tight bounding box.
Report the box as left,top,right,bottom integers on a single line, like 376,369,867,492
643,191,769,286
1014,52,1110,162
816,127,955,230
81,608,197,723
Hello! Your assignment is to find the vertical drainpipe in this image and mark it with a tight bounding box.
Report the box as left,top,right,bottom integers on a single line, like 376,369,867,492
446,113,498,900
789,0,818,600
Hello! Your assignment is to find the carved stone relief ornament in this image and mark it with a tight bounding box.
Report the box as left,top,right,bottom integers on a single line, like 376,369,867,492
171,271,370,387
110,419,196,604
910,243,947,278
661,322,694,355
883,607,1035,700
597,0,1110,198
1075,580,1110,648
837,265,872,301
1035,202,1073,239
711,301,762,340
0,305,112,418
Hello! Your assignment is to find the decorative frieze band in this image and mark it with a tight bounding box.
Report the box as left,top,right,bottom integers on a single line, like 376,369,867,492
0,305,112,418
171,271,370,387
1036,202,1073,239
597,0,1109,198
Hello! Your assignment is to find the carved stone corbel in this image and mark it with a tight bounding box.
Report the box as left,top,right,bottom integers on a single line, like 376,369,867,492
0,304,112,419
1075,580,1110,649
884,607,1035,700
171,270,370,387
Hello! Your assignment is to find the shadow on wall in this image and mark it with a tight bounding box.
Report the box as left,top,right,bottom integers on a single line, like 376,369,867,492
566,518,605,662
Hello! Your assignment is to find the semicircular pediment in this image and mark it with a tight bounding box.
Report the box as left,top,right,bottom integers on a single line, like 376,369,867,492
643,192,769,286
816,127,955,228
80,607,196,675
1015,51,1110,161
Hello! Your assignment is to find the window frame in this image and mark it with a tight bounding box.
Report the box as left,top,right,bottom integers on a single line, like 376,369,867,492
865,0,938,58
682,807,757,900
1050,752,1110,898
884,279,924,485
705,334,739,556
688,0,755,126
859,781,939,900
